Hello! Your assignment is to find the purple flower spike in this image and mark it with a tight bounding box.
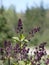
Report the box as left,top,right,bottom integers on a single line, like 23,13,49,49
4,40,8,48
18,19,23,27
16,19,23,33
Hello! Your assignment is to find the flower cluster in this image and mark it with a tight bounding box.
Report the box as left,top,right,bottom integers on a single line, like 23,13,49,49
0,19,49,65
13,43,29,61
45,58,49,65
16,19,23,33
0,40,12,60
0,41,30,61
26,27,40,41
30,42,49,65
29,27,40,36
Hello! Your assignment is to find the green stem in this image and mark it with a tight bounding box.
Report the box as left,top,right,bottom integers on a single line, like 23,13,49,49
8,58,10,65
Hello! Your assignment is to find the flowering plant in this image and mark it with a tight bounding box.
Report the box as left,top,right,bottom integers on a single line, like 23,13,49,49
0,19,48,65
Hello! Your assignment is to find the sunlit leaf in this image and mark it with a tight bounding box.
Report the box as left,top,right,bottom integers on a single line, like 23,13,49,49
20,34,25,41
12,37,19,41
24,39,29,43
19,61,25,65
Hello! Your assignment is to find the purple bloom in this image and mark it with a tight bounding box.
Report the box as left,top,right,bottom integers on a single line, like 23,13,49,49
0,48,4,55
14,44,21,53
4,40,12,49
29,27,40,37
32,42,47,65
18,19,22,26
16,19,23,33
45,58,49,65
33,28,38,33
27,48,30,53
4,40,7,48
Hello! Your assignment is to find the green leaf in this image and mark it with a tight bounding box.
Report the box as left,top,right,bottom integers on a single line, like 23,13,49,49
20,34,25,41
40,60,45,65
12,37,19,41
27,62,31,65
19,61,25,65
24,39,29,43
12,63,17,65
0,60,3,65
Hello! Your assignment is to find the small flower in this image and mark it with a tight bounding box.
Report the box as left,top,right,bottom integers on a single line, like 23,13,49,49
6,47,11,57
4,40,12,49
0,48,4,55
27,48,30,53
33,28,38,33
4,40,7,48
45,58,49,65
35,47,38,49
29,27,40,37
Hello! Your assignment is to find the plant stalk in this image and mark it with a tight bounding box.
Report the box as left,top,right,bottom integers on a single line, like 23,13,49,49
8,58,10,65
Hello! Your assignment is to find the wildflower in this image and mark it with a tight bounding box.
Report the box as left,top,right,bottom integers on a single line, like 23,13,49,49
16,19,23,33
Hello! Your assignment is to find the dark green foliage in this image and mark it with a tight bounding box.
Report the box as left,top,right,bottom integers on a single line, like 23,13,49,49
0,6,13,47
0,1,49,46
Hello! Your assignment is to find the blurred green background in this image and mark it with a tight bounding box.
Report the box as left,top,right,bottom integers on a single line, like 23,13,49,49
0,0,49,47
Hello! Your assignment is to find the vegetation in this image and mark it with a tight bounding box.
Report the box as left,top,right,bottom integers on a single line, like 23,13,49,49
0,19,49,65
0,1,49,64
0,6,14,47
0,1,49,46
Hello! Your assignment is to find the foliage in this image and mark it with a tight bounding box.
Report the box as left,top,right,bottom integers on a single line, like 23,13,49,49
0,6,14,47
0,3,49,46
0,19,40,65
0,1,49,65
